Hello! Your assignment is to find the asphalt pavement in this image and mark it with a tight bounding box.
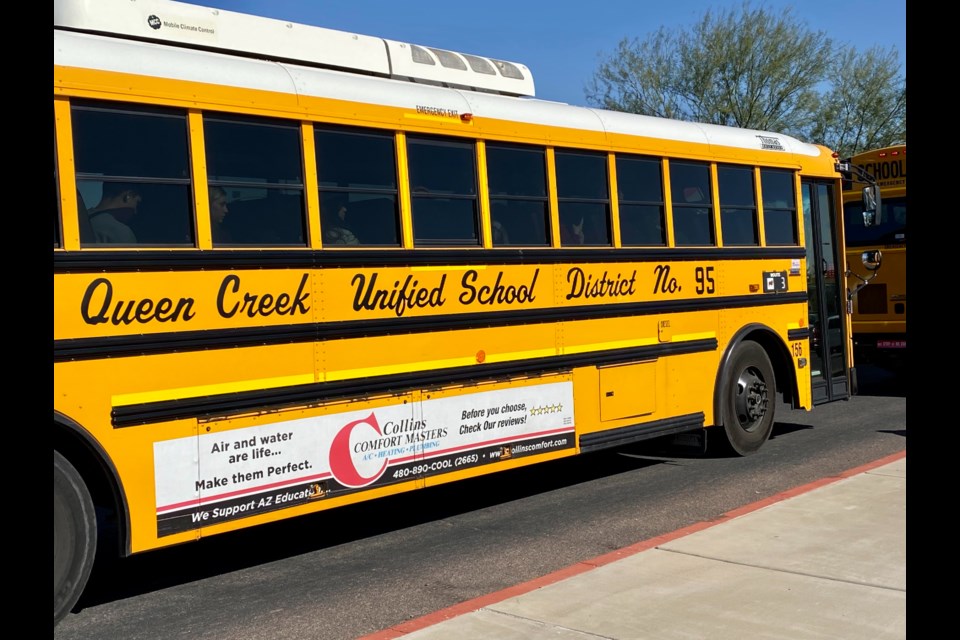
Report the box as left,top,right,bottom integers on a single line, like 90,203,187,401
360,451,906,640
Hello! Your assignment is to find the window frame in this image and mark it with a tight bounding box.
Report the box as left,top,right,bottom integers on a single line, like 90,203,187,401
407,134,481,247
669,160,715,247
555,148,612,247
485,142,551,247
204,112,309,248
717,164,759,247
760,168,799,246
314,125,402,248
71,99,195,248
616,153,666,247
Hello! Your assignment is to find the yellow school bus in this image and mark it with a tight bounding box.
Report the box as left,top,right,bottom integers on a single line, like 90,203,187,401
53,0,875,626
842,145,906,372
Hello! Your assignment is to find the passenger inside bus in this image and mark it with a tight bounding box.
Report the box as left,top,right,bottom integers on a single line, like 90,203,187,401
492,219,510,244
561,215,585,245
490,200,511,245
87,182,140,244
209,186,232,244
321,193,359,245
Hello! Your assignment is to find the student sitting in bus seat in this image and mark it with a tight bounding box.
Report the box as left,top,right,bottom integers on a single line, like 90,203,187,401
583,211,610,245
560,215,585,245
492,219,510,245
88,182,140,244
491,201,511,245
209,186,233,244
321,193,359,245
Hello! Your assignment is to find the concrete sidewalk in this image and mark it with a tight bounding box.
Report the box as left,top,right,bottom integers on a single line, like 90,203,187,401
365,452,906,640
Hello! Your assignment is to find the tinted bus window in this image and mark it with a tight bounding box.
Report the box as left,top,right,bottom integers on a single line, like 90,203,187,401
72,101,193,247
556,150,611,246
617,155,665,246
843,196,906,246
315,127,401,247
760,169,798,245
205,114,307,247
718,165,758,246
486,143,550,246
408,136,479,246
670,161,714,246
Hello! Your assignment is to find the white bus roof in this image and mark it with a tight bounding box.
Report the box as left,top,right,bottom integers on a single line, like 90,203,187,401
53,0,536,97
53,0,823,159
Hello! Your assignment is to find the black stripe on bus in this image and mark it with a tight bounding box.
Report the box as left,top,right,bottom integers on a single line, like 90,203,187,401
111,337,717,428
54,246,807,272
55,292,807,361
579,413,705,452
787,327,810,341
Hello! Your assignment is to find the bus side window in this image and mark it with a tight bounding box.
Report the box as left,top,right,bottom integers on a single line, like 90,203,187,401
216,188,306,246
718,164,758,246
264,189,307,245
760,169,798,245
617,154,665,246
408,135,480,247
670,161,714,246
72,100,194,247
205,112,307,248
315,126,401,247
486,143,550,247
350,197,401,245
555,149,611,247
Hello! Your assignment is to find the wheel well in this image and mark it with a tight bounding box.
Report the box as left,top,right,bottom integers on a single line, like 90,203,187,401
54,413,129,558
713,326,797,428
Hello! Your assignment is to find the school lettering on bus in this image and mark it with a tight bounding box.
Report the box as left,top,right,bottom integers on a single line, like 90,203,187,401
856,158,906,188
79,273,312,326
565,267,638,300
351,273,448,316
81,277,198,325
217,273,311,318
459,269,539,305
72,261,755,330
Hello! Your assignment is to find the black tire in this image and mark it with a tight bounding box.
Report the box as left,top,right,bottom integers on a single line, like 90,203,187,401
718,341,776,456
55,450,97,627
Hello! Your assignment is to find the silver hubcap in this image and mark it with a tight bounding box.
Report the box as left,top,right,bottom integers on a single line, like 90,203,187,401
735,367,768,430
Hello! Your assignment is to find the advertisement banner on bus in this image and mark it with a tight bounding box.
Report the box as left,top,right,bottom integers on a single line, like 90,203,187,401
154,381,575,535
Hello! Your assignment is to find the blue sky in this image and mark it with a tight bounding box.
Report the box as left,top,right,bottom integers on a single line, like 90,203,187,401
192,0,906,106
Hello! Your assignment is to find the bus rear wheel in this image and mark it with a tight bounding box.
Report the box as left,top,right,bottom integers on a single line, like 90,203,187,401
55,450,97,627
718,341,776,456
